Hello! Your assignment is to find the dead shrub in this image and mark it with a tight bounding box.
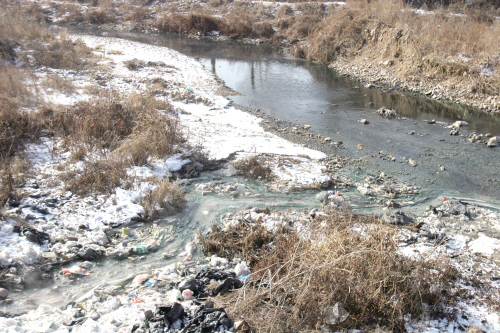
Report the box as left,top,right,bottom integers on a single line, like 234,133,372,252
232,155,273,180
200,219,276,267
212,210,460,332
65,159,127,195
84,9,115,25
140,177,185,220
221,9,255,38
157,13,222,35
113,114,182,165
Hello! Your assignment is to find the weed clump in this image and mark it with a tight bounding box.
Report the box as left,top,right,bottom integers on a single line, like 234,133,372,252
200,220,276,267
208,210,460,332
232,155,273,180
65,159,127,195
157,13,223,35
140,177,185,220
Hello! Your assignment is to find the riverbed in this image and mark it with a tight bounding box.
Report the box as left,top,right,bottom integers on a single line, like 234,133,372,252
70,29,500,204
0,29,499,332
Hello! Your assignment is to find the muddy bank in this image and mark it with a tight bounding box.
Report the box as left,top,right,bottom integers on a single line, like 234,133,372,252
329,58,500,116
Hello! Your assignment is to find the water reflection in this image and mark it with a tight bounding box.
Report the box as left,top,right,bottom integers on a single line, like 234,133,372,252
68,28,499,201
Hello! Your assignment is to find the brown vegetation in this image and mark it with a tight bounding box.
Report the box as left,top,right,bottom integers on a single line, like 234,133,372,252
232,155,273,180
65,158,127,195
206,210,461,332
140,177,186,220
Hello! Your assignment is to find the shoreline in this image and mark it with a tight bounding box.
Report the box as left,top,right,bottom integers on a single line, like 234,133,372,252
0,24,499,333
61,22,500,117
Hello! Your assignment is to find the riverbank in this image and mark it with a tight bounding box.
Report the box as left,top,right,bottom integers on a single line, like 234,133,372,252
0,30,498,332
14,0,500,116
0,4,499,332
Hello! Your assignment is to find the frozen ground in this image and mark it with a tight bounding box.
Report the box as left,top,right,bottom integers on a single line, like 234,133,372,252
0,35,499,332
0,35,330,276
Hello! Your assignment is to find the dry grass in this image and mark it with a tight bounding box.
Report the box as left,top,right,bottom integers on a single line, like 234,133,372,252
140,177,185,220
221,9,256,38
65,158,127,195
40,72,76,95
0,100,39,160
157,12,223,34
113,115,182,166
40,92,179,155
232,155,273,181
298,0,500,94
84,9,116,25
201,218,275,267
208,210,460,332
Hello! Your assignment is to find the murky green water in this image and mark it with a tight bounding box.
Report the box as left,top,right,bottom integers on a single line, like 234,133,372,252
68,29,500,204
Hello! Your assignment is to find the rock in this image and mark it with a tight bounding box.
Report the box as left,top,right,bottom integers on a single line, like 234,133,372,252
324,137,331,141
447,120,469,129
324,303,349,325
384,211,413,225
408,159,417,167
377,107,398,118
132,274,149,285
449,128,460,136
427,119,436,124
224,165,238,177
358,119,369,124
77,244,105,261
304,125,311,129
316,191,330,203
487,136,498,147
78,261,95,270
408,130,415,135
357,144,365,149
0,288,9,300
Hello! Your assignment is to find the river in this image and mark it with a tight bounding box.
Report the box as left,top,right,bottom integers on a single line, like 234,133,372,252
76,29,500,205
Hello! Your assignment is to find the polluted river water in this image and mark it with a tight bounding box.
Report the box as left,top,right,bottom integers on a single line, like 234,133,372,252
73,29,500,203
2,29,500,320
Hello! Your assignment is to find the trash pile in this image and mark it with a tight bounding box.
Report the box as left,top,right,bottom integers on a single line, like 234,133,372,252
194,181,259,198
356,173,420,197
0,255,250,332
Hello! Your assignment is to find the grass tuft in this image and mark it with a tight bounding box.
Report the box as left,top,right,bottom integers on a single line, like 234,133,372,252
232,155,273,180
208,210,460,332
140,177,185,220
65,159,127,196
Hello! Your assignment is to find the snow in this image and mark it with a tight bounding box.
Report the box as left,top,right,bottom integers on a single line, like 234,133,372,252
1,30,499,333
468,233,500,255
0,34,330,268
